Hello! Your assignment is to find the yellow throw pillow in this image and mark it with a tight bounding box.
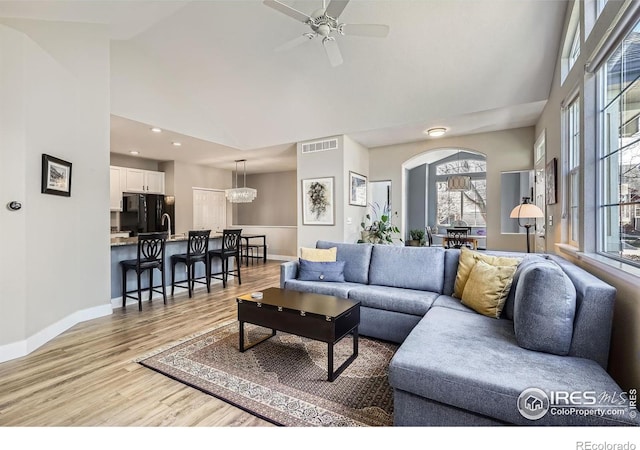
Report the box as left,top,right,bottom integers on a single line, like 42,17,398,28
453,247,521,298
300,247,337,262
461,260,518,318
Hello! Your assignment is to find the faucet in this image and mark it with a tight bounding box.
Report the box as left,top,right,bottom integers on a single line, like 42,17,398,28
161,213,171,237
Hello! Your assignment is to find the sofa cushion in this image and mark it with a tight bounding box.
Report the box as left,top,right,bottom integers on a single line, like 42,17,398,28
316,241,373,284
453,247,521,298
389,307,638,426
501,253,549,320
300,246,337,262
297,259,345,282
368,245,445,292
461,260,518,318
348,285,439,316
513,261,576,356
283,279,362,299
432,295,476,314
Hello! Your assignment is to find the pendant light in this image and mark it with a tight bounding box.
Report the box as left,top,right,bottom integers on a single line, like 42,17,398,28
447,150,471,191
225,159,257,203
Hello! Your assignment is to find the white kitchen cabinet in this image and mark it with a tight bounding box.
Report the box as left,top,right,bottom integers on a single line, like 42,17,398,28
145,170,165,194
123,168,165,194
109,166,124,211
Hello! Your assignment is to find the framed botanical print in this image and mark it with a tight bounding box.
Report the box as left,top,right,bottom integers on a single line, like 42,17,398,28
546,157,557,205
302,177,334,225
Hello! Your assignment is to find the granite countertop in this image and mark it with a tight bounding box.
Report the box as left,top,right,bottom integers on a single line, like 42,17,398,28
110,233,222,247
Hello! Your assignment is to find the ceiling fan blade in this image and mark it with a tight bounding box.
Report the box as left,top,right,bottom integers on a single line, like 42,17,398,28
340,23,390,38
325,0,350,19
263,0,311,23
323,37,343,67
275,34,314,52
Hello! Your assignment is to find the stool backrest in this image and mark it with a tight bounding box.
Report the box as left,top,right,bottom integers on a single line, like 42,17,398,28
187,230,211,257
222,229,242,253
137,232,167,266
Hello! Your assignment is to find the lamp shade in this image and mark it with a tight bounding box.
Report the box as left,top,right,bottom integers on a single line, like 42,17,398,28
510,202,544,219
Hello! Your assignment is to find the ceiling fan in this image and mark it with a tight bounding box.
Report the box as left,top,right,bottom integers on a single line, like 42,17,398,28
263,0,390,67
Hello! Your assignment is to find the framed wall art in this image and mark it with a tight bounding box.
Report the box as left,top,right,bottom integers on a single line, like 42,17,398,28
302,177,334,225
349,171,367,207
545,157,557,205
41,154,72,197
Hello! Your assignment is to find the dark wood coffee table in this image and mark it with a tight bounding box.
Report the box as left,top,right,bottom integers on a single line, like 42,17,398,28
236,287,360,382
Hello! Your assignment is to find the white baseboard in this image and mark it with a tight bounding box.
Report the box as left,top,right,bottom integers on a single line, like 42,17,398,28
268,254,296,261
0,303,112,363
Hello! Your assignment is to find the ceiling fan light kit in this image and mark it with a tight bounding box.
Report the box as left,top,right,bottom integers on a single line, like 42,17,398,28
264,0,390,67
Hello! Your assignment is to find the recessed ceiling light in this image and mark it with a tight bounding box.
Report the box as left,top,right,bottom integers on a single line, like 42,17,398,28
172,142,182,147
129,150,140,155
424,127,447,137
150,127,162,133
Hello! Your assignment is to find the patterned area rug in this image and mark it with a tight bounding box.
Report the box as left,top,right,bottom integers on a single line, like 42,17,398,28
137,321,397,426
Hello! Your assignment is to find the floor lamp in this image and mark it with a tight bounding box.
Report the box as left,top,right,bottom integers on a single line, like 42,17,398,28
510,197,544,253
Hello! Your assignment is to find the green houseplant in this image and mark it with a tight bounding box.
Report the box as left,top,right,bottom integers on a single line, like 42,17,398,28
407,229,425,246
360,203,401,244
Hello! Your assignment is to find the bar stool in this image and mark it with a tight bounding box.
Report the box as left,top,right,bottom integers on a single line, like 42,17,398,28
209,229,242,288
171,230,211,298
120,232,168,311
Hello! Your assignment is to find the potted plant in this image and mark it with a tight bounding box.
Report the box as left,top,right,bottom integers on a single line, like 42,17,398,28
360,203,402,244
407,229,425,246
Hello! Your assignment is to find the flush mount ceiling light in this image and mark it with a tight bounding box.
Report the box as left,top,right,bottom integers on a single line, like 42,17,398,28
226,159,257,203
129,150,140,155
150,127,162,133
172,142,182,147
425,127,447,137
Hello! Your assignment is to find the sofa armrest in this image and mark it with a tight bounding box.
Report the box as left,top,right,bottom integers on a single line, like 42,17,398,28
280,260,299,288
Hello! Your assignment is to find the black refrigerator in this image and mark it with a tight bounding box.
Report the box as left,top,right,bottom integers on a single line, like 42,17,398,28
121,193,173,236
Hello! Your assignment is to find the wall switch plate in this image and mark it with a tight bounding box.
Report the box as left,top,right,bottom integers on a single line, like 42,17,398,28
548,215,553,227
346,217,352,225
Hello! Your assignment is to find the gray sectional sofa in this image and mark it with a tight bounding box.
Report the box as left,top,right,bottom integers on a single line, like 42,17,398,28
280,240,639,426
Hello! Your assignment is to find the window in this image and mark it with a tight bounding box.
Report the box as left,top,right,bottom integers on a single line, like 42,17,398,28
561,1,581,83
566,97,580,246
569,26,581,70
435,157,486,227
597,19,640,267
597,0,608,16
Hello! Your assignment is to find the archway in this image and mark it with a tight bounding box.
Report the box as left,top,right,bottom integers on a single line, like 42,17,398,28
401,148,487,248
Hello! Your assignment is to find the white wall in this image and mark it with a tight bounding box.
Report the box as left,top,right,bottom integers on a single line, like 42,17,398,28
0,19,111,360
296,136,345,250
369,127,535,252
343,135,370,244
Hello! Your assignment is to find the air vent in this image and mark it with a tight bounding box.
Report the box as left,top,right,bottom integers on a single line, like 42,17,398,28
301,138,338,154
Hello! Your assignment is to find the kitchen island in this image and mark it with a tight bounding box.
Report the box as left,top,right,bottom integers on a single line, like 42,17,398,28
110,233,225,304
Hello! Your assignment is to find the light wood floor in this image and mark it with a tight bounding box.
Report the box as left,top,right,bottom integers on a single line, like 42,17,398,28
0,261,283,426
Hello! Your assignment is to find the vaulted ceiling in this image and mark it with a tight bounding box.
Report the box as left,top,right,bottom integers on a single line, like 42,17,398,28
0,0,568,172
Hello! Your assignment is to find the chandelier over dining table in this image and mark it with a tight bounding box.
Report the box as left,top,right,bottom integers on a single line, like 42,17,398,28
226,159,257,203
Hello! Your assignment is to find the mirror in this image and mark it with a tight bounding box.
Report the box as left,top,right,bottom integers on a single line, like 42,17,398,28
501,170,534,233
369,180,391,215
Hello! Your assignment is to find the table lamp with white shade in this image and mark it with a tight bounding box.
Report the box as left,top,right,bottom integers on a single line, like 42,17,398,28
510,197,544,253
